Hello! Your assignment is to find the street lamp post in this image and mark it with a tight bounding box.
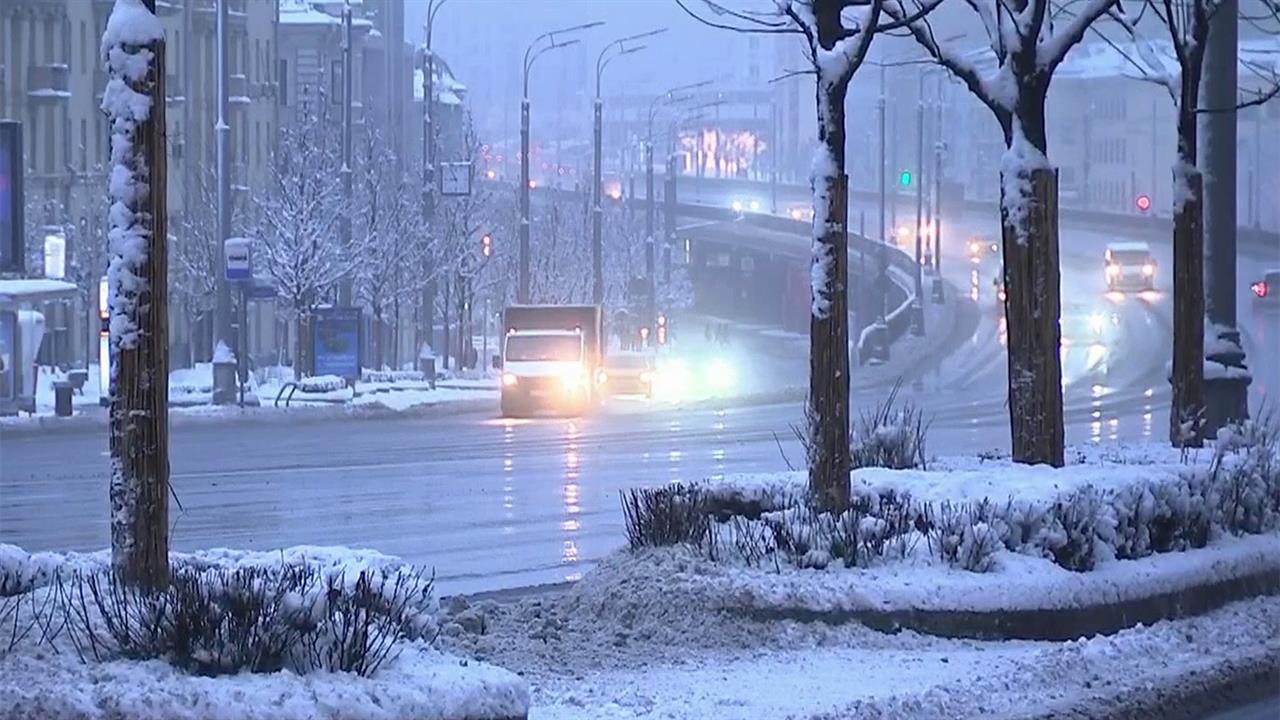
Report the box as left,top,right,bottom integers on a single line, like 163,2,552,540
593,29,665,307
521,22,602,304
643,80,707,332
339,0,353,306
911,70,925,335
419,0,449,355
212,0,234,403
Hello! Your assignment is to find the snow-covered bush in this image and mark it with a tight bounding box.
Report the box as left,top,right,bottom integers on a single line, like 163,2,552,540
620,487,711,552
1038,486,1106,572
1209,412,1280,536
927,500,1005,572
51,563,436,678
849,382,929,471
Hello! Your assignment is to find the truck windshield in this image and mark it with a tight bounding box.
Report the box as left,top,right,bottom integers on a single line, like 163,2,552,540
1110,250,1150,265
506,334,582,362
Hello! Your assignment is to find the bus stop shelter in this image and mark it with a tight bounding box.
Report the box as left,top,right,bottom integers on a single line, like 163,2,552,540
0,278,78,415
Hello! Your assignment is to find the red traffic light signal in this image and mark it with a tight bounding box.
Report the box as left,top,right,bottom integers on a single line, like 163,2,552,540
481,234,492,257
1135,194,1151,213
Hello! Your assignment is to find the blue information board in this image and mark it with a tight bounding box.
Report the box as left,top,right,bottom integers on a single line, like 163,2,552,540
0,311,16,401
312,307,361,381
0,121,23,274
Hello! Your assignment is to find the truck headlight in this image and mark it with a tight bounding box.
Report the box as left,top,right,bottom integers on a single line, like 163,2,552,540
1106,264,1120,278
1142,263,1155,277
501,373,518,387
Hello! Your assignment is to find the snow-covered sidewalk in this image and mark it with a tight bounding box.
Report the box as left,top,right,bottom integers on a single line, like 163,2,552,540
437,551,1279,720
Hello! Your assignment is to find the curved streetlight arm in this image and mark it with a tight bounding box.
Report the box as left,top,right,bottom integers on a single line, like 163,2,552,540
523,21,603,98
595,28,667,98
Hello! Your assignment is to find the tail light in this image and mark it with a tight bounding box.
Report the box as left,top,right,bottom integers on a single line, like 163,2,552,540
1253,281,1269,299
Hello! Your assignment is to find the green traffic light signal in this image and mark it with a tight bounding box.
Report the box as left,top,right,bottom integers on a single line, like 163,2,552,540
899,170,912,187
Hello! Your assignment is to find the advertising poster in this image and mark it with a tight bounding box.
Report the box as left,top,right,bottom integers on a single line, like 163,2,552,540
312,307,361,380
0,311,16,401
0,121,22,274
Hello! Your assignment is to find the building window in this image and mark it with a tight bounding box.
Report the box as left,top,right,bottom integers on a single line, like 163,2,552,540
279,58,288,106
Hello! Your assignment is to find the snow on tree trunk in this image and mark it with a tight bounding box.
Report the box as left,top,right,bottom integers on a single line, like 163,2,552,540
999,120,1064,467
1170,148,1205,447
807,73,852,511
101,0,169,589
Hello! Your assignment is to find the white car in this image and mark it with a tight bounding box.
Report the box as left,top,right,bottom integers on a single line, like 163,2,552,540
1104,242,1156,292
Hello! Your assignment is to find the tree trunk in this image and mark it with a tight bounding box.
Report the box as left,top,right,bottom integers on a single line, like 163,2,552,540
372,306,384,370
808,79,852,511
1001,167,1064,466
441,277,451,372
1170,167,1204,446
106,3,169,589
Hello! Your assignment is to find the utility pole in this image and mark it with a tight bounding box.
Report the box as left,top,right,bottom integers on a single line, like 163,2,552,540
877,64,888,326
1201,0,1250,432
338,0,353,307
104,0,169,589
212,0,233,403
912,70,925,335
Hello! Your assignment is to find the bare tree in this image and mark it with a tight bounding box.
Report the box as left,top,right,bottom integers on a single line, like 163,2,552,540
353,128,431,370
679,0,938,509
253,100,348,380
101,0,169,589
1105,0,1280,447
887,0,1120,467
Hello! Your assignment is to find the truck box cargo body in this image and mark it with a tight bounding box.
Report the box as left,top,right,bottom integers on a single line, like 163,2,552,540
500,305,604,417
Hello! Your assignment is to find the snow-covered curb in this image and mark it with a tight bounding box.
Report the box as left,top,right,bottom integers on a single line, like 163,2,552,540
722,533,1280,638
0,646,528,720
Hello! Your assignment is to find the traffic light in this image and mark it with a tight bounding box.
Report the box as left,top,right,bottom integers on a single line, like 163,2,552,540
656,314,667,346
899,170,912,187
481,234,492,257
1135,194,1151,213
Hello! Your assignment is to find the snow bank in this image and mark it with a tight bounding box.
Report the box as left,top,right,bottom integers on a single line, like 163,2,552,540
0,542,529,720
0,644,527,720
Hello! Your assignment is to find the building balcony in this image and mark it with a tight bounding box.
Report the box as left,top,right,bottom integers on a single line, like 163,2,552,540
26,64,70,102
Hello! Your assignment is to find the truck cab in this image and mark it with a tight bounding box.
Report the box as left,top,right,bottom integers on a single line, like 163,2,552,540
1104,242,1157,292
499,305,603,417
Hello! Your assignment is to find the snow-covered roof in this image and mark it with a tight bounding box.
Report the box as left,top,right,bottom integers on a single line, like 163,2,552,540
412,63,467,105
0,279,79,305
278,0,374,28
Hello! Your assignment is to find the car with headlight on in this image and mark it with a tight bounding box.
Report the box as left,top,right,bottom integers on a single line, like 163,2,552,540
603,351,656,398
1104,241,1156,292
1250,269,1280,308
1060,310,1118,349
731,197,762,214
650,355,738,401
968,237,999,264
